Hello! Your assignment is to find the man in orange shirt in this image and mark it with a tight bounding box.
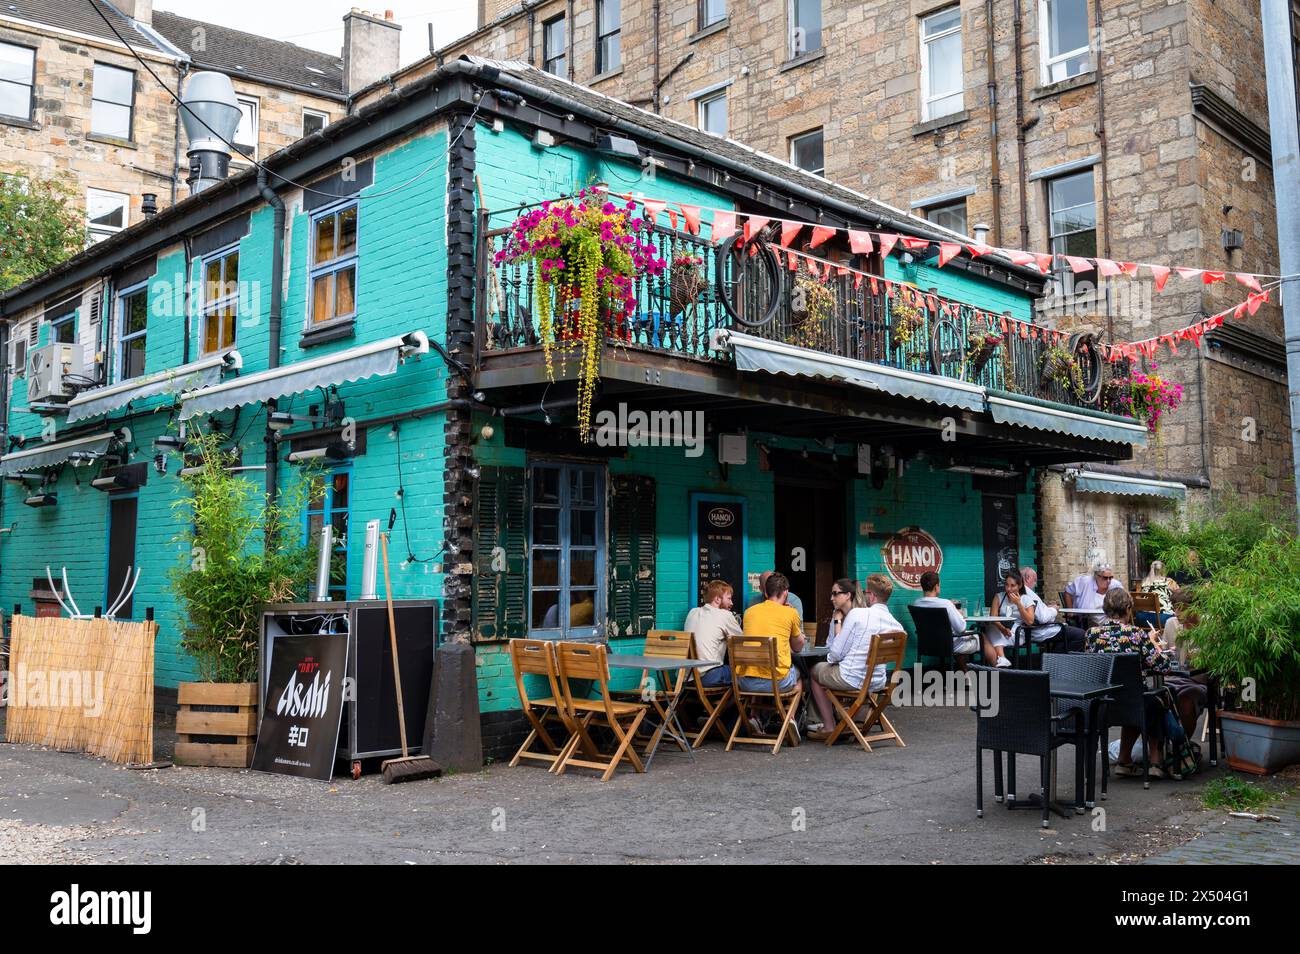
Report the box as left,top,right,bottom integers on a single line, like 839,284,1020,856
738,572,805,693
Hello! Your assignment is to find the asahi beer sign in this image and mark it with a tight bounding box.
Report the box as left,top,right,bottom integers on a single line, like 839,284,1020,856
252,633,349,780
882,528,943,590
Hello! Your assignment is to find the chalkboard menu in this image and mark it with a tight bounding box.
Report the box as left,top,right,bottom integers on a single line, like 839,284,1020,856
982,494,1020,604
691,495,747,605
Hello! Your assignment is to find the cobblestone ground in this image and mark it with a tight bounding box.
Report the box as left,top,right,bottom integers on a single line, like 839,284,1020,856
1144,791,1300,865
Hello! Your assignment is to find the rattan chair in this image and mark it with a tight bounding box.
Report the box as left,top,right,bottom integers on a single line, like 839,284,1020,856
971,665,1083,828
1101,652,1161,791
1043,652,1116,807
907,605,970,672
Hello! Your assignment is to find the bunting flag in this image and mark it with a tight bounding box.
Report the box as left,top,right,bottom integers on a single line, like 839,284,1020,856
967,242,994,257
938,242,961,267
1096,259,1123,278
1118,262,1140,275
1176,266,1203,280
878,234,899,257
781,221,803,247
1236,273,1263,293
642,198,668,223
1007,250,1036,268
809,225,836,249
668,209,678,231
1202,271,1226,285
848,229,873,255
680,204,701,235
1248,290,1269,315
743,215,771,243
1033,253,1055,274
1149,265,1171,290
854,273,863,288
1065,255,1094,274
787,251,798,271
711,210,736,243
900,236,931,251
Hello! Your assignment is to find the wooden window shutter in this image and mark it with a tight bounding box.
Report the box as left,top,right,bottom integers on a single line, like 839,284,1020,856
608,474,656,638
471,465,528,641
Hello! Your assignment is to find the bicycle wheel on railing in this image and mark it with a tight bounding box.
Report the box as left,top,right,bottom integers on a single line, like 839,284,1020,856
929,316,965,380
714,231,783,329
1070,332,1104,407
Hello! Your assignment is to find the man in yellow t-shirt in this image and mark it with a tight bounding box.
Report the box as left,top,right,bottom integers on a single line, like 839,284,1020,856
738,572,805,692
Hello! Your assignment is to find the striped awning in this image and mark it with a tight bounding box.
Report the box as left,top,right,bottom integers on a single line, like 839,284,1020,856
0,429,125,476
1073,471,1186,499
65,351,241,424
987,391,1148,447
726,331,987,413
180,331,429,420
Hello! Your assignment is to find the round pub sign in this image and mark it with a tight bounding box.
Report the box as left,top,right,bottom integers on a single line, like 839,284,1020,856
881,528,943,590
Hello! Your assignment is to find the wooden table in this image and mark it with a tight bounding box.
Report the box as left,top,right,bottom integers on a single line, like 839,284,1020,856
605,654,714,769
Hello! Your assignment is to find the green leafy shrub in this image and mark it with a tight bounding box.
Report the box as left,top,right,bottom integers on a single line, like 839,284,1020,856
169,429,317,683
0,174,85,292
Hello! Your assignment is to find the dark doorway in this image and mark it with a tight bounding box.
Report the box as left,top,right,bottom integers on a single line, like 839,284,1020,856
774,477,846,624
107,495,138,619
981,494,1019,606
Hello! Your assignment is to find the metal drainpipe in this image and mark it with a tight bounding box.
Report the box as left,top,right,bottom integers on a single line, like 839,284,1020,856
171,61,189,208
984,0,1004,245
1091,0,1113,343
652,0,661,113
0,319,8,547
1012,0,1030,250
527,9,536,67
257,167,285,536
567,0,575,82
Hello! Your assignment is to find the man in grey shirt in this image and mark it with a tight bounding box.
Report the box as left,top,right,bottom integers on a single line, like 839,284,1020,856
748,570,804,621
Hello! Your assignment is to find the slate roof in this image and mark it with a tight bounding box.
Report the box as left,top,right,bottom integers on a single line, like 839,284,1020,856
0,0,172,54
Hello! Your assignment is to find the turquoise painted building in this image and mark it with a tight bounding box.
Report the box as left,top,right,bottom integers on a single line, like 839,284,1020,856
0,59,1146,759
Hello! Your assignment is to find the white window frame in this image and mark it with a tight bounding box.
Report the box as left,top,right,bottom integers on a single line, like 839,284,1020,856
925,198,968,235
697,91,727,136
115,281,149,383
920,6,964,122
86,188,129,245
234,95,259,161
1039,0,1092,85
302,108,329,137
200,244,240,355
1046,167,1097,297
790,128,825,177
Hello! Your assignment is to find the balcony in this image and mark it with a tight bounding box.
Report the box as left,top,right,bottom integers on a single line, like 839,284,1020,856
477,215,1117,414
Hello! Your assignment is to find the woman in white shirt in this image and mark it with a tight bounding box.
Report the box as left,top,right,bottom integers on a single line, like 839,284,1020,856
985,570,1036,667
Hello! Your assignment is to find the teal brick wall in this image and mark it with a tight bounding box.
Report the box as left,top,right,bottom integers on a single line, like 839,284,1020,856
884,255,1035,324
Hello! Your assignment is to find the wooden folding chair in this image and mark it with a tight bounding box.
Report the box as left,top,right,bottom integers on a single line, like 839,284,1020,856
726,635,803,755
507,638,579,772
1132,591,1162,614
553,641,649,781
823,630,908,752
686,633,734,748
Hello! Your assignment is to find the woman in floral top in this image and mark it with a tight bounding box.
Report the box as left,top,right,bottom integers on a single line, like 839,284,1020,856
1085,587,1173,777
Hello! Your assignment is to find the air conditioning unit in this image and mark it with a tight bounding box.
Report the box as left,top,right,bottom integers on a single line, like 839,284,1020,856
26,343,82,404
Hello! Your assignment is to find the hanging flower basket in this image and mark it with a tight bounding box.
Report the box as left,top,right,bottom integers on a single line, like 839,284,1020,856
890,297,926,351
669,253,707,318
1105,366,1184,434
965,330,1004,376
1039,344,1084,398
787,273,834,349
493,189,666,437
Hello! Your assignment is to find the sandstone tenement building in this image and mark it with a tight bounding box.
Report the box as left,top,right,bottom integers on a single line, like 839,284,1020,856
391,0,1295,591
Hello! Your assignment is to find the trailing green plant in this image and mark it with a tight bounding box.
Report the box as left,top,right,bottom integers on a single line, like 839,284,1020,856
787,272,835,348
889,295,926,351
1039,344,1083,398
0,174,85,292
964,329,1003,377
169,429,318,683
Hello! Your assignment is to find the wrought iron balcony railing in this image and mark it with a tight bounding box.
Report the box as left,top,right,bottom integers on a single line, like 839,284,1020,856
478,214,1114,411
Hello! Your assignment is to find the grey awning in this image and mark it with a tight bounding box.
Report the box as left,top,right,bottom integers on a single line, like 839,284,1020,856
0,429,124,476
180,331,430,420
726,331,987,413
1074,471,1186,499
65,352,241,424
987,391,1148,447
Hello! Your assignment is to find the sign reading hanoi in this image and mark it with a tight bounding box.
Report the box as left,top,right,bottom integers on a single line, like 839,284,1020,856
881,528,943,590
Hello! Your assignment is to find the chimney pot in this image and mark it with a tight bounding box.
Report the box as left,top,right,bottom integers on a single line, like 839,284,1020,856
972,222,991,243
141,193,158,216
343,8,403,94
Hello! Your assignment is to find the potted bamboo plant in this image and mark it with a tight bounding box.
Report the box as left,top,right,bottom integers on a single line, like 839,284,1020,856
168,430,316,767
1145,504,1300,774
493,188,666,437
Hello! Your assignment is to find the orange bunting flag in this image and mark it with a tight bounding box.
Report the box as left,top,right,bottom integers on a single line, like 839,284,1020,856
878,234,899,257
668,209,678,230
1202,271,1226,285
787,252,798,271
1096,259,1122,278
1149,265,1170,290
1235,273,1263,293
711,210,737,243
901,236,931,251
743,216,771,242
848,229,873,255
1211,313,1225,328
781,221,803,247
1247,291,1268,315
1018,323,1029,339
1119,262,1139,275
967,242,994,257
870,276,879,294
1033,253,1055,273
999,316,1009,332
854,273,863,288
1064,255,1094,274
642,198,668,223
1007,250,1036,267
809,226,836,249
1163,334,1178,354
837,265,849,277
680,204,702,234
1176,267,1203,280
1233,303,1247,320
926,294,938,311
938,242,961,267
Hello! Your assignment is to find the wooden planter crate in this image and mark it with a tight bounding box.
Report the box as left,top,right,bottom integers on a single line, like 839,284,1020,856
174,682,258,768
